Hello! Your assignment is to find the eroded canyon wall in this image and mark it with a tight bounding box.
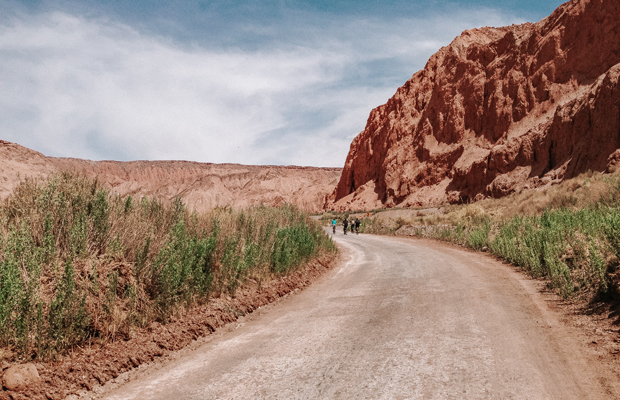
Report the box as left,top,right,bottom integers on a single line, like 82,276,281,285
327,0,620,211
0,141,341,213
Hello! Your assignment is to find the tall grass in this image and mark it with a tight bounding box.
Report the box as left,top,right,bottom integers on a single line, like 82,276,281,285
413,205,619,299
487,208,614,298
0,173,335,359
361,172,620,301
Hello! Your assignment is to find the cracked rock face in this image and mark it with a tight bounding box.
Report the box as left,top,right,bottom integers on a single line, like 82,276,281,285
327,0,620,211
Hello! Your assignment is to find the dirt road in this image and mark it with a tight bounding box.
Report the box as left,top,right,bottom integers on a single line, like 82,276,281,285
98,232,617,399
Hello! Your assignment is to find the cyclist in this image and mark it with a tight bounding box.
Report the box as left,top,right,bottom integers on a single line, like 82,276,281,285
355,217,361,234
332,218,337,234
343,217,349,235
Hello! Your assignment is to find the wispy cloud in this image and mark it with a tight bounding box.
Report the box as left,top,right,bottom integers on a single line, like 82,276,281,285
0,6,520,166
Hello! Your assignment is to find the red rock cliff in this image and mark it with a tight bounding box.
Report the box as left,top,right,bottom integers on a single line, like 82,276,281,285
327,0,620,210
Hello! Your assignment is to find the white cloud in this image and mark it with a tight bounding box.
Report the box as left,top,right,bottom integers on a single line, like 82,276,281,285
0,7,520,167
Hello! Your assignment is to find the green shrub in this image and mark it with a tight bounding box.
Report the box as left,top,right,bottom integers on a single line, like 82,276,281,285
271,223,316,274
47,259,90,355
0,173,336,358
465,222,490,251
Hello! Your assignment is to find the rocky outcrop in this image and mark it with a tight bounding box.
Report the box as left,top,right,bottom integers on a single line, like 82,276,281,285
327,0,620,211
0,141,341,213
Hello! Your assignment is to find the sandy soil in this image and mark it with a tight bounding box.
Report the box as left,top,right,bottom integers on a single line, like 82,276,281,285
93,232,620,399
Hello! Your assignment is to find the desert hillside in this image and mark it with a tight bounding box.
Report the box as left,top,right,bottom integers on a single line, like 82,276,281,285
0,140,341,213
327,0,620,211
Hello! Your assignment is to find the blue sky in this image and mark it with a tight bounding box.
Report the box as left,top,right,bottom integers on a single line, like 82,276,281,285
0,0,565,167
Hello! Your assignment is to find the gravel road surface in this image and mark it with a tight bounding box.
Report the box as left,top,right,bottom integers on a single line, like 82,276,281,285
99,232,615,399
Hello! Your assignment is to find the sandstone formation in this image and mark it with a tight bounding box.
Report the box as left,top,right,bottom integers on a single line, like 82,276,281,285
0,141,341,214
327,0,620,211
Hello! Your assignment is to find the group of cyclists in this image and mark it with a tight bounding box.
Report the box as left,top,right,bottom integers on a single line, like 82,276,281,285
331,216,361,235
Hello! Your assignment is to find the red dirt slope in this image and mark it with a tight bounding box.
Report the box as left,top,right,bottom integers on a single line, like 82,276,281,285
327,0,620,211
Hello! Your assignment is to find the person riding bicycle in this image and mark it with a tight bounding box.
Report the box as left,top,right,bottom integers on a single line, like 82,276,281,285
355,217,361,234
332,218,337,234
343,217,349,235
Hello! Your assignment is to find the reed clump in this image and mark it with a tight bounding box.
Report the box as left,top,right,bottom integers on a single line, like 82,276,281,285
0,173,335,359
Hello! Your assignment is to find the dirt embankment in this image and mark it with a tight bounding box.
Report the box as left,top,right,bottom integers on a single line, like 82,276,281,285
0,253,338,400
0,140,341,214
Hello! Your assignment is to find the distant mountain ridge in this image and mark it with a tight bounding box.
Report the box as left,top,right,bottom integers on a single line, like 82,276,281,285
0,141,341,213
327,0,620,211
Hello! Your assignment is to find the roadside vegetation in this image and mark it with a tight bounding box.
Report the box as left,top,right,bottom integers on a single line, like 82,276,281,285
0,173,335,360
348,171,620,301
